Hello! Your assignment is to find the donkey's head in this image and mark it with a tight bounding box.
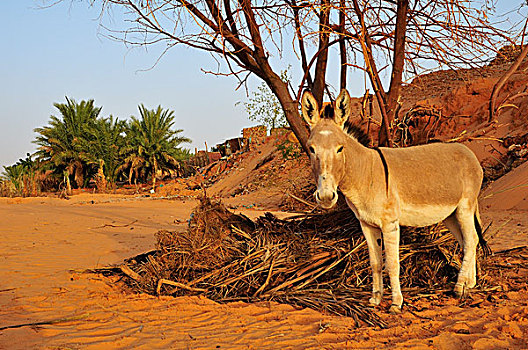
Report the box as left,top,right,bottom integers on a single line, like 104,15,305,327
301,89,352,209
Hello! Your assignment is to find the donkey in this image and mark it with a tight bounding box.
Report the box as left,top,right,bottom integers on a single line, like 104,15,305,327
301,89,489,313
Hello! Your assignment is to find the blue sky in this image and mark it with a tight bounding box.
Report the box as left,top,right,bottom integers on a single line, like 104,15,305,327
0,1,523,169
1,1,265,168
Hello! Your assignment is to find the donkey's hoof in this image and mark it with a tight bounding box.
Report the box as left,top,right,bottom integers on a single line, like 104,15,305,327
389,305,402,314
454,283,468,298
369,297,381,306
369,293,382,306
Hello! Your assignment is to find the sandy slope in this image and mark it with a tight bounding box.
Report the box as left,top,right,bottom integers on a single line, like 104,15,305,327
479,161,528,252
0,193,526,349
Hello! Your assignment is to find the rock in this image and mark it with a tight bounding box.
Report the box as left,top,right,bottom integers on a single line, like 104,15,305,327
430,333,467,350
501,321,524,339
451,322,471,334
472,337,511,350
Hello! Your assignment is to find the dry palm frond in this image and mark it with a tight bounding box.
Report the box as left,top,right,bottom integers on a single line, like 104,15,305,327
104,197,492,328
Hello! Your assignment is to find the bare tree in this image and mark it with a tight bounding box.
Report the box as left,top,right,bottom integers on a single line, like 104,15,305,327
337,0,513,145
64,0,515,148
489,41,528,122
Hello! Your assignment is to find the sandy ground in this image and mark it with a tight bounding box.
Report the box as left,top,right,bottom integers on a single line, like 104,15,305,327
0,193,527,349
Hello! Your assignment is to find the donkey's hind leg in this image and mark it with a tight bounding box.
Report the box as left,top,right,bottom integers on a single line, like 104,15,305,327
359,221,383,306
453,206,479,297
444,214,477,294
443,213,463,246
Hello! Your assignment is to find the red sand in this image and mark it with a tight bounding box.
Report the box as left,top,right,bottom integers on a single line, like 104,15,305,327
0,192,526,349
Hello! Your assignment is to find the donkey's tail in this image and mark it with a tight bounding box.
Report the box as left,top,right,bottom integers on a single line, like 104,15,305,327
475,205,492,257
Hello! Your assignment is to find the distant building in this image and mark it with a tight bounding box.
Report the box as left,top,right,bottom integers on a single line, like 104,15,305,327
225,137,246,155
242,125,267,139
208,152,222,162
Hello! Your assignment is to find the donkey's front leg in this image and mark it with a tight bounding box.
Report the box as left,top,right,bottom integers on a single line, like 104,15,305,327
382,220,403,313
359,221,383,305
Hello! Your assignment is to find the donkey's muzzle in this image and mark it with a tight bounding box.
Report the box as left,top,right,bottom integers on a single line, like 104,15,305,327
315,190,337,209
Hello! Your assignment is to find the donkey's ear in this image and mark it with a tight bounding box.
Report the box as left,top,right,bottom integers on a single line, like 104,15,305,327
334,89,351,128
301,91,320,129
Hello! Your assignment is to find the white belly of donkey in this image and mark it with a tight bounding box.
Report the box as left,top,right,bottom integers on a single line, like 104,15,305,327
399,203,456,227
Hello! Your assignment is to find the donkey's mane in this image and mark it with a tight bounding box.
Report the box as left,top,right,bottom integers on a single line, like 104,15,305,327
322,104,335,119
343,121,371,147
320,103,371,147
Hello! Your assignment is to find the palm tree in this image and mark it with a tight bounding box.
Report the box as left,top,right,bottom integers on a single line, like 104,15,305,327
78,116,127,191
34,97,101,194
2,164,25,196
1,153,38,196
122,105,191,190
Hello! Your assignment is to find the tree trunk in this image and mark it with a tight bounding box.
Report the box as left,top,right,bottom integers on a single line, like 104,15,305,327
312,0,331,106
379,0,409,147
22,176,29,197
339,0,347,91
65,173,72,196
266,76,310,154
128,167,134,186
96,160,107,193
152,158,158,192
74,162,84,189
352,0,392,147
291,0,313,90
216,0,312,154
489,43,528,122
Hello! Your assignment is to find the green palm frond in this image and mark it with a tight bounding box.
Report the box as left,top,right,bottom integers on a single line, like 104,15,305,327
123,105,191,184
33,97,102,188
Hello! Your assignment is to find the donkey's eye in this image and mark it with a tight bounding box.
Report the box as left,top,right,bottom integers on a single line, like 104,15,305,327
309,146,315,154
337,146,344,153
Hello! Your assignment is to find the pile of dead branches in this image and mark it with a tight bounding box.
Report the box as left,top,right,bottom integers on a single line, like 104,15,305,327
107,197,488,328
